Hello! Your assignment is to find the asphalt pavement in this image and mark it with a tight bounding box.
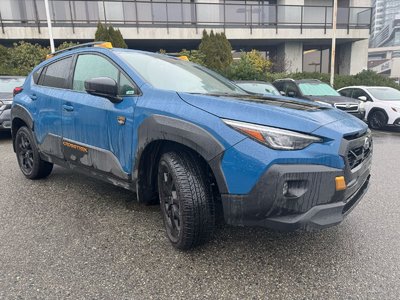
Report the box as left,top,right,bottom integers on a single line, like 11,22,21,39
1,128,400,299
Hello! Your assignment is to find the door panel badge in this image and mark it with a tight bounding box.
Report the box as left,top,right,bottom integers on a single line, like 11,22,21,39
117,116,126,125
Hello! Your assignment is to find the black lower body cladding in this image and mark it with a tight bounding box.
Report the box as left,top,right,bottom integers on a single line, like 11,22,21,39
222,154,372,231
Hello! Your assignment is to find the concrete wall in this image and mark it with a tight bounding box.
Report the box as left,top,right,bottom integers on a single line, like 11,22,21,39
278,42,303,73
338,39,368,75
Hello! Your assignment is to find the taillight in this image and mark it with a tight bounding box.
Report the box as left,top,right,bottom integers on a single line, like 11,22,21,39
13,87,23,97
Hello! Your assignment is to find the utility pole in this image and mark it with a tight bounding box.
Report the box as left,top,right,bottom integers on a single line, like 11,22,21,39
330,0,338,86
44,0,55,53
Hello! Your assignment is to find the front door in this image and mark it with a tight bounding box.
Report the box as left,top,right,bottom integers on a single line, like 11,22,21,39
62,53,137,179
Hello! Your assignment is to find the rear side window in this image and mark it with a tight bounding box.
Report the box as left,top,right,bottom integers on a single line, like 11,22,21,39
39,56,73,89
72,54,135,96
32,68,43,84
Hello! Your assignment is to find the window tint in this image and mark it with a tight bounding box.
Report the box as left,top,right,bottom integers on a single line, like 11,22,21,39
32,68,43,84
40,57,72,89
339,88,353,97
73,54,135,96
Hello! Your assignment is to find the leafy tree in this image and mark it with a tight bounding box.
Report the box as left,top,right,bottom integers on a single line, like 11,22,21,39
94,23,127,48
55,41,79,51
225,50,272,81
6,42,48,75
199,30,233,72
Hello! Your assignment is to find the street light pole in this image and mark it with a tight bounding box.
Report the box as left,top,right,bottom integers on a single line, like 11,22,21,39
330,0,338,86
44,0,55,53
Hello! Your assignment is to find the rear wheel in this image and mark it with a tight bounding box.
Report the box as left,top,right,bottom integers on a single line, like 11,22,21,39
15,126,53,179
368,110,387,130
157,151,215,250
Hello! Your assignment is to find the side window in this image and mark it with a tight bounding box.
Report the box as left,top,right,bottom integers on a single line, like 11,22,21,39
32,67,43,84
119,73,136,96
352,88,370,101
273,82,284,93
39,56,73,89
73,54,135,96
339,88,353,97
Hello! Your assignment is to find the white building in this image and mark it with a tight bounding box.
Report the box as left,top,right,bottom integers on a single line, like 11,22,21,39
0,0,372,75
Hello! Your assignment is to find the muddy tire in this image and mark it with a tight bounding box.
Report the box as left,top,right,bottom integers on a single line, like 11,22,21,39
157,151,215,250
15,126,53,179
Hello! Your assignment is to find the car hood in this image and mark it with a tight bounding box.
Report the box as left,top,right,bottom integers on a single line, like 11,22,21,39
304,95,359,104
178,92,354,133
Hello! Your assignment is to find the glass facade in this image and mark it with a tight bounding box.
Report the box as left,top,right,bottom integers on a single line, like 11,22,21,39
0,0,371,29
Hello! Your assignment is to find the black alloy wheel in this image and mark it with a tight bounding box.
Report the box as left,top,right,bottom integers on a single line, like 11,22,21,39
15,126,53,179
157,151,215,250
369,111,387,130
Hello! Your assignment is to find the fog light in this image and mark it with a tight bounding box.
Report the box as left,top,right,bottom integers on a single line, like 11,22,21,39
335,176,347,191
283,182,289,196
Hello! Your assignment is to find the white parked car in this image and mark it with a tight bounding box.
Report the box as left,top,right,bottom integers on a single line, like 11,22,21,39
338,86,400,129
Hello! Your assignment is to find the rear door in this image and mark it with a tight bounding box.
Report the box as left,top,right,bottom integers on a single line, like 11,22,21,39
62,52,138,179
31,56,74,158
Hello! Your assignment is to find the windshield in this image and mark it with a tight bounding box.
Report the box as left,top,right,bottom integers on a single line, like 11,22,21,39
366,87,400,101
236,82,280,96
298,82,340,96
116,51,245,95
0,78,25,93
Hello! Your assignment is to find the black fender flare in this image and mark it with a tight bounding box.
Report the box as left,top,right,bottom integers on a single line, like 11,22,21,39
134,115,228,196
11,104,34,152
11,104,34,131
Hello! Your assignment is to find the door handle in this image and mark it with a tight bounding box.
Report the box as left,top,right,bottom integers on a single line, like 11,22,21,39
62,104,74,112
30,94,37,100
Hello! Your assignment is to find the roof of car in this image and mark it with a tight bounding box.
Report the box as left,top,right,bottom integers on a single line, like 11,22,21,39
338,86,395,90
235,80,274,84
273,78,322,84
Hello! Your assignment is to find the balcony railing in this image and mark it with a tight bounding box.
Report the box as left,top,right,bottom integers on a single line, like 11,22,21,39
0,0,372,34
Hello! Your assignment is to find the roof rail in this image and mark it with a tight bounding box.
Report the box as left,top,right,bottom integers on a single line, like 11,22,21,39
274,78,295,81
46,41,113,59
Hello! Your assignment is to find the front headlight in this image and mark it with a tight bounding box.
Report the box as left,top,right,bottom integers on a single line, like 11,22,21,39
223,119,323,150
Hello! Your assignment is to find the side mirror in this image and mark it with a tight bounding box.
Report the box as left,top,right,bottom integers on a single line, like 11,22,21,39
287,91,296,97
358,96,367,102
84,77,122,103
280,91,286,96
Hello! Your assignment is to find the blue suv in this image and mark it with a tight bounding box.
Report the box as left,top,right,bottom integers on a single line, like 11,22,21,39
12,43,372,249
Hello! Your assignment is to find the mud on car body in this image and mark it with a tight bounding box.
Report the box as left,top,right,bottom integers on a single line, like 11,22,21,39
12,43,372,250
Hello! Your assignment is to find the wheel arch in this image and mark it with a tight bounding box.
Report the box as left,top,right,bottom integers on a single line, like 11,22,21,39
367,107,389,122
134,115,228,204
11,105,34,152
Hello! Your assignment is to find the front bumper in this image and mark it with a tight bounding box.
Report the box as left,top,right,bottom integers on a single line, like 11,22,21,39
221,133,372,231
0,108,12,130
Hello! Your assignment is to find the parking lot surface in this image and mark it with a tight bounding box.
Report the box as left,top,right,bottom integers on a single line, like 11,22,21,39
1,128,400,299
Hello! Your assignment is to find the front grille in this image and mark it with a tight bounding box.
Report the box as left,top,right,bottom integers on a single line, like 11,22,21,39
347,137,372,169
335,103,359,113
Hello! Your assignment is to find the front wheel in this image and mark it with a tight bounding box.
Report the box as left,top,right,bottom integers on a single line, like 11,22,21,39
368,111,387,130
157,151,215,250
15,126,53,179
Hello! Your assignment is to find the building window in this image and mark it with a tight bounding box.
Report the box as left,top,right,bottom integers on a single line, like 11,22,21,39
303,46,330,73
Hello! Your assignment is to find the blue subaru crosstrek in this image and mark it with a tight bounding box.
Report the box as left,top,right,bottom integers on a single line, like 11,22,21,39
11,43,372,249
